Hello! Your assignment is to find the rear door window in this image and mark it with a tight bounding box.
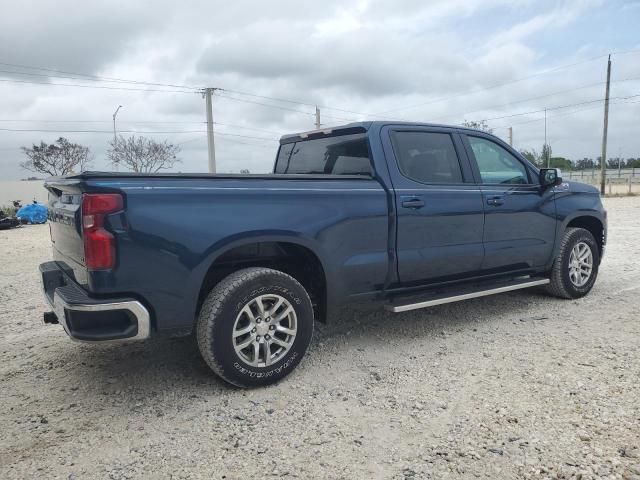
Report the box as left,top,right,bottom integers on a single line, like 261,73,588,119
390,131,464,184
274,134,372,175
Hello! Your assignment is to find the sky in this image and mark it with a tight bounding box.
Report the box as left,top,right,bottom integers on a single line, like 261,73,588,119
0,0,639,179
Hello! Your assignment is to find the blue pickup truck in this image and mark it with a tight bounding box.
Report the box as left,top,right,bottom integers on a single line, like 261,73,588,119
40,121,606,387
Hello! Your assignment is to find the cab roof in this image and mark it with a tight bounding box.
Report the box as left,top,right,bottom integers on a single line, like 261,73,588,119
279,121,489,144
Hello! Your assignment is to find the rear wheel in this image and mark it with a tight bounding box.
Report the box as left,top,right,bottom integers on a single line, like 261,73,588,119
196,267,313,388
546,227,600,299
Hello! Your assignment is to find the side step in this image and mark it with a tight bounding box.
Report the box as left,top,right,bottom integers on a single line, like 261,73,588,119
385,277,550,313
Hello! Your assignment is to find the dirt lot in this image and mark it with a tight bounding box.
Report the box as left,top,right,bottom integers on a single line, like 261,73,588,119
1,197,639,479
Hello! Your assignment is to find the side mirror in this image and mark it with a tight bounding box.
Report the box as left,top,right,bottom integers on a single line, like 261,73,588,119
539,168,562,188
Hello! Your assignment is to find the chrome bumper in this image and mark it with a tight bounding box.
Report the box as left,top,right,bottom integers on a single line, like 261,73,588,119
40,261,151,343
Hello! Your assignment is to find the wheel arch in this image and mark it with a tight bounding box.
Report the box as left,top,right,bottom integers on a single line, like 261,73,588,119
564,214,605,257
190,232,330,324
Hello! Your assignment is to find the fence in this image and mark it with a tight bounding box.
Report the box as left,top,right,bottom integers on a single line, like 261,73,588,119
561,169,640,194
562,168,638,182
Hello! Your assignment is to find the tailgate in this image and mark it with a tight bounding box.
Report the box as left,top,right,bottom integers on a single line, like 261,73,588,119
45,179,87,285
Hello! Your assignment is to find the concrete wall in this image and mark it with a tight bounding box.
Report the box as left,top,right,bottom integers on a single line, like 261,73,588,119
0,181,48,206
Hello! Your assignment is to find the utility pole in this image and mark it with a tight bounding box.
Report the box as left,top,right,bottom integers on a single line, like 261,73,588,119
507,127,513,146
112,105,123,172
544,108,549,168
315,106,321,129
600,55,611,195
203,88,216,173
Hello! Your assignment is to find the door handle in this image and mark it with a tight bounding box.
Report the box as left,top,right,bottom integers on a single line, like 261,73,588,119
401,197,425,209
486,195,505,206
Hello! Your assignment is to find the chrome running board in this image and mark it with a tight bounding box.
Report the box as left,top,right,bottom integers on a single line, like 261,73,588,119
385,277,550,313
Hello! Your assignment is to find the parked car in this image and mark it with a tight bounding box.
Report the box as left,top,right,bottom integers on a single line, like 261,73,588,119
39,121,606,387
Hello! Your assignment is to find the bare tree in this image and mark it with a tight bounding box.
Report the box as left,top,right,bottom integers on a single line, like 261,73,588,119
20,137,93,176
108,135,181,173
462,119,493,134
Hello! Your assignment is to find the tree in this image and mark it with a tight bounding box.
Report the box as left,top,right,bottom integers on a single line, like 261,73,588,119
462,119,493,133
520,145,553,168
108,135,181,173
575,158,596,170
606,158,616,169
541,144,552,167
627,158,640,168
548,157,573,170
20,137,93,176
519,149,539,165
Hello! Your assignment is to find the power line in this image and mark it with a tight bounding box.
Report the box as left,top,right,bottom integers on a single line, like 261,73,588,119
220,88,376,118
180,131,279,141
0,60,365,117
0,68,202,91
431,76,640,124
471,93,640,123
611,48,640,57
178,134,275,149
0,118,206,124
3,49,640,119
376,50,640,115
487,97,639,147
214,123,282,135
163,50,640,119
0,118,283,134
0,127,206,134
215,93,317,115
489,101,617,129
0,61,201,90
215,92,359,122
0,97,635,137
0,127,278,141
0,77,198,94
0,60,371,119
0,63,354,117
215,136,277,149
0,60,359,120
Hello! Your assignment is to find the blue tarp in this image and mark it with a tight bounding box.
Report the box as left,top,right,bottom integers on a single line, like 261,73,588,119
16,203,48,224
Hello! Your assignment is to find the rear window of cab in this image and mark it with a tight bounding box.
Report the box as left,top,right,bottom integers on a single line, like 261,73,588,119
274,133,372,175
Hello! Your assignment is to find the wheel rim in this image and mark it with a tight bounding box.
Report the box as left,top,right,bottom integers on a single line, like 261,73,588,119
232,294,297,368
568,241,593,287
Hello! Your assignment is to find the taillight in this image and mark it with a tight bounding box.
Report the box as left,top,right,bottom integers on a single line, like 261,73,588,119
82,193,123,270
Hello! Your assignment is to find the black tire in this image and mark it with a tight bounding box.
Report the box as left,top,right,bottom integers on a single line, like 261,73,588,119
196,267,314,388
545,227,600,299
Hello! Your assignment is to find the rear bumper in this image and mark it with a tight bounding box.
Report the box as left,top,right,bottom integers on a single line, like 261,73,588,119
39,261,150,342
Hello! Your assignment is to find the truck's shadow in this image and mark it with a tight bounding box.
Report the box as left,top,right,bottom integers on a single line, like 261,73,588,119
59,289,555,396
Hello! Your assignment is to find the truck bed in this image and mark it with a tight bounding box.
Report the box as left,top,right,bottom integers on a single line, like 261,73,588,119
44,172,391,333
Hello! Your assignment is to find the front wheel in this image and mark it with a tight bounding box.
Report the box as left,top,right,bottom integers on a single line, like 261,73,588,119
196,267,314,388
546,227,600,299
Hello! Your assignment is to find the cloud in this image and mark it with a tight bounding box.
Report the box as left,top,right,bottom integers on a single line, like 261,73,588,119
0,0,637,180
0,1,164,75
487,0,603,46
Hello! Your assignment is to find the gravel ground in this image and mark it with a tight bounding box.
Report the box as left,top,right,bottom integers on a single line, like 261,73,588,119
1,197,639,479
